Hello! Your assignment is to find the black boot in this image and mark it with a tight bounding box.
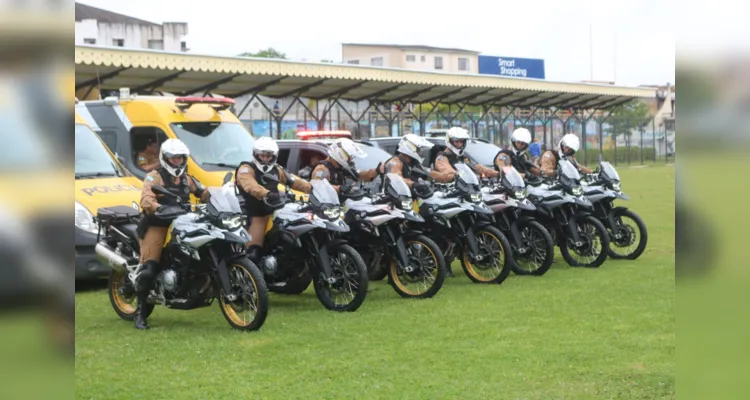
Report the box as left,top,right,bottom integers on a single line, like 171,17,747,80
134,297,150,330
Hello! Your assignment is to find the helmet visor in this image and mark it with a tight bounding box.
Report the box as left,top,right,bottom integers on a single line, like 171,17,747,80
450,138,466,150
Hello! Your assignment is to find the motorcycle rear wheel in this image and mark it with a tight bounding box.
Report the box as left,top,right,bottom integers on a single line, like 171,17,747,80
108,269,154,322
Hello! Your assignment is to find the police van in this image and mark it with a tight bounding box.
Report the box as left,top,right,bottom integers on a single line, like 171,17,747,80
75,111,142,279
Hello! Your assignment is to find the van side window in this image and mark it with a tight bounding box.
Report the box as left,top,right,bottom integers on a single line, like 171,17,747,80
131,127,168,172
97,130,118,154
296,149,326,180
276,148,291,169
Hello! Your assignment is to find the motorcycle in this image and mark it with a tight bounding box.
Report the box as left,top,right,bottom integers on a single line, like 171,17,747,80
581,161,648,260
256,173,369,312
411,163,513,284
525,159,611,268
94,184,269,331
480,166,555,276
341,173,446,299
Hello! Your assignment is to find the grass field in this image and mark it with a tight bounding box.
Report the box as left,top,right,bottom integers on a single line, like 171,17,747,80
75,164,675,400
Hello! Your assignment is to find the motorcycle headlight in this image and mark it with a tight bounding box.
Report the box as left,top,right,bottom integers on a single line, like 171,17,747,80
571,186,583,196
514,189,527,200
221,215,244,230
323,207,342,220
75,201,99,233
470,193,482,203
611,181,621,191
400,199,413,210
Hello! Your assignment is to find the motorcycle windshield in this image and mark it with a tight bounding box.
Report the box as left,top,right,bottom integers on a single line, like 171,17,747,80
559,159,581,180
455,163,479,185
501,166,525,188
385,173,411,197
207,186,243,213
601,161,620,181
311,179,340,206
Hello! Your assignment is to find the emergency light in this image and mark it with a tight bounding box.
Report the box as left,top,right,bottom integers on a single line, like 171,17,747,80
296,130,352,140
174,96,235,112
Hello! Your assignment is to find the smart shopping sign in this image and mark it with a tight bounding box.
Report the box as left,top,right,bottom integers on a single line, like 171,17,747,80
478,55,546,79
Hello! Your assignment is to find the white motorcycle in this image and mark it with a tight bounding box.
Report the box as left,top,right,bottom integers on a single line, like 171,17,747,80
341,173,447,299
582,161,648,260
95,184,269,331
411,163,513,284
525,159,611,268
480,166,555,276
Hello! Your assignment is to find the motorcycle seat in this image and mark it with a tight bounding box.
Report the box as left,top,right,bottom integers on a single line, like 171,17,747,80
119,223,140,240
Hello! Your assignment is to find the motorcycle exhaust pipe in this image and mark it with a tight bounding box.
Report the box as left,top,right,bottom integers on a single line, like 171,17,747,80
94,243,128,272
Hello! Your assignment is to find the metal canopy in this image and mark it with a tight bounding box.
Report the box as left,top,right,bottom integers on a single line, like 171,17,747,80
76,46,655,110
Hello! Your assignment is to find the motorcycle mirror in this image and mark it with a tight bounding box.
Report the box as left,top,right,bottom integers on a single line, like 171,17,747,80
150,184,171,196
222,172,233,185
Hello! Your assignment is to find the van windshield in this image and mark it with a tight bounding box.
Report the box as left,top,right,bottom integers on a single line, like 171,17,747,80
170,122,255,169
75,123,124,178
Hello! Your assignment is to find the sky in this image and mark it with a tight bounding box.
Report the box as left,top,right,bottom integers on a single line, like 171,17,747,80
78,0,678,87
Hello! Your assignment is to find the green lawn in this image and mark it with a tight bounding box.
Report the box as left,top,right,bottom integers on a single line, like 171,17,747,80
75,165,675,400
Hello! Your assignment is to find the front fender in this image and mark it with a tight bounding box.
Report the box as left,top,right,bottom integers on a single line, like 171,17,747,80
612,206,630,215
326,237,349,248
516,215,539,225
573,211,593,221
472,219,493,229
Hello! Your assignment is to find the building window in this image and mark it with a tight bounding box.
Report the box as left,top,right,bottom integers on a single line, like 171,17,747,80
434,56,443,70
181,41,188,52
421,55,426,62
147,40,164,50
83,38,96,45
371,57,384,66
112,39,124,47
406,55,416,62
458,57,469,71
347,60,360,65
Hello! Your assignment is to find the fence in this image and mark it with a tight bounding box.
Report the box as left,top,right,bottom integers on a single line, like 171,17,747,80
236,97,675,167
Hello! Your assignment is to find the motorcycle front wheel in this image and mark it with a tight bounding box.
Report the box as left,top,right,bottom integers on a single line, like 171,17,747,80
108,269,154,321
460,226,513,284
388,235,446,299
313,244,369,312
218,259,269,331
511,220,555,276
560,216,611,268
606,209,648,260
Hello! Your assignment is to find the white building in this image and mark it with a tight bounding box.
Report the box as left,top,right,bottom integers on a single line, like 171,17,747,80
342,43,480,74
75,2,188,52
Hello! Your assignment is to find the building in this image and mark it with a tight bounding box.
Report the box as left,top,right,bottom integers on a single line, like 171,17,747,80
75,2,188,52
341,43,480,73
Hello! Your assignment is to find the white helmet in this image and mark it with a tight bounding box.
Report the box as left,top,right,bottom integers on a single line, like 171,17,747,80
559,133,580,157
397,133,434,163
327,138,365,178
445,127,470,156
252,136,279,174
510,128,532,155
159,138,190,177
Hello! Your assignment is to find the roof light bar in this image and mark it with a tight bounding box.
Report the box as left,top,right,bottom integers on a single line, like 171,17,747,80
296,130,352,140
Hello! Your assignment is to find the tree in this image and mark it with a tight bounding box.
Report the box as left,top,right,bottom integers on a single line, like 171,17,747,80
607,99,651,138
238,47,287,59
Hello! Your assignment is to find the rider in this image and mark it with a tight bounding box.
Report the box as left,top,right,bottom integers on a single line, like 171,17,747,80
381,133,436,190
234,137,312,264
310,138,381,194
136,138,210,330
431,127,499,183
493,127,542,177
539,133,592,177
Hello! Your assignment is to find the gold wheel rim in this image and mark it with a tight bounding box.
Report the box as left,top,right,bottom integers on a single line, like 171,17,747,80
463,231,504,282
111,270,136,314
390,240,439,296
221,264,260,327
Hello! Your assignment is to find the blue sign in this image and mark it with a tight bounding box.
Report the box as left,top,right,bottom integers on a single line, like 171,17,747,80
478,55,545,79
